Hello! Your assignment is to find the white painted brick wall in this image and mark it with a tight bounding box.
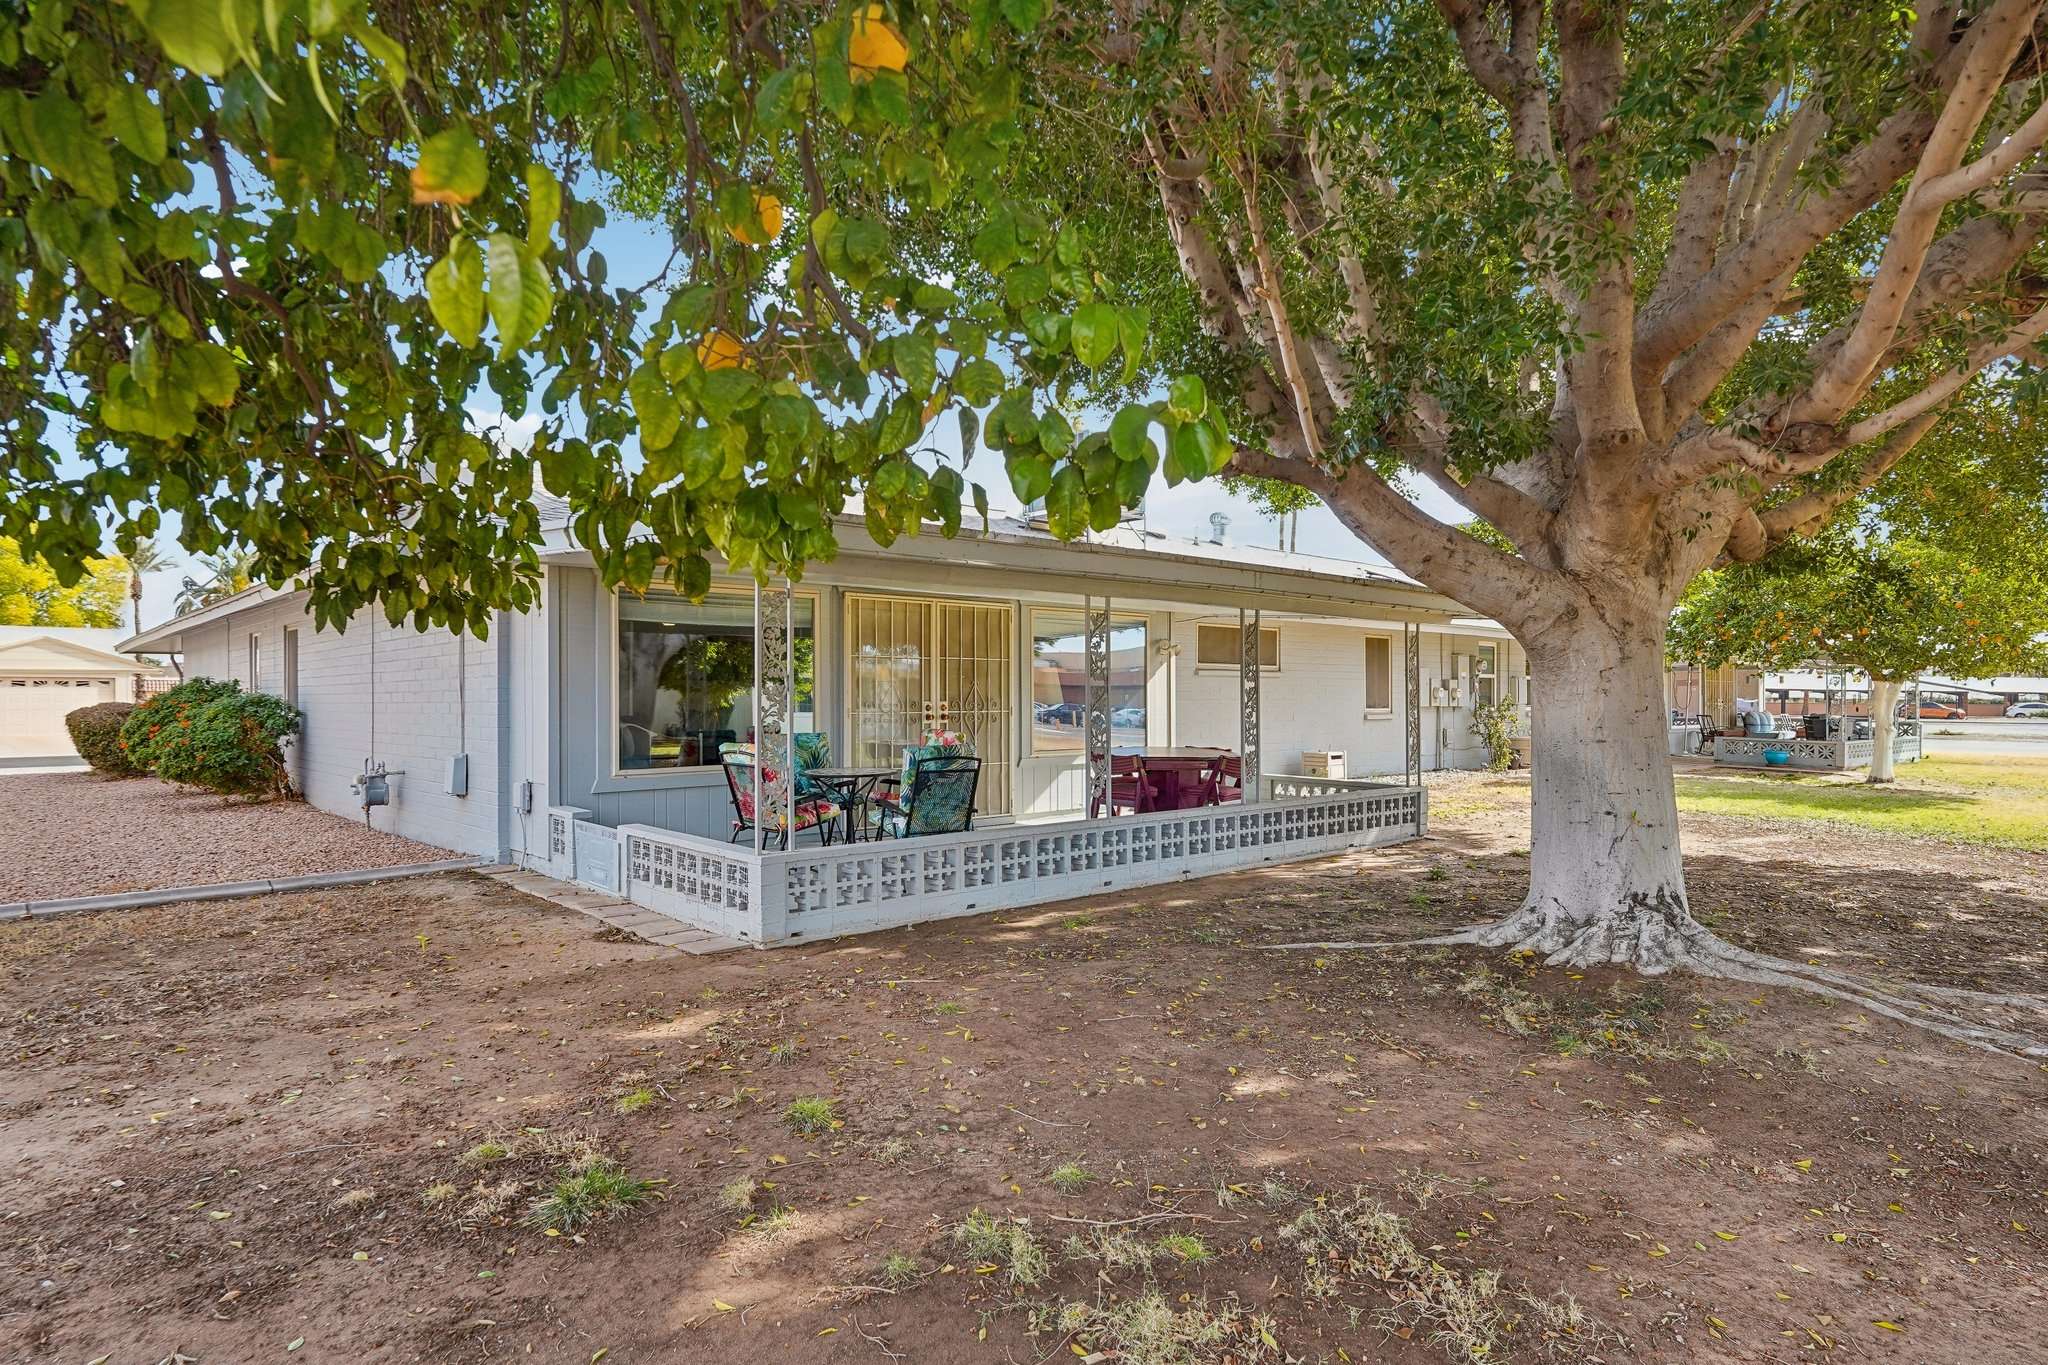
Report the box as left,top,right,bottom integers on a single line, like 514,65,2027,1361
178,595,502,856
1172,617,1416,776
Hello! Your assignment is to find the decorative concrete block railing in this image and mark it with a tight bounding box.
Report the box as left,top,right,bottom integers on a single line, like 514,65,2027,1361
1712,736,1848,769
619,825,759,940
1714,722,1925,772
1262,773,1412,802
533,783,1426,946
759,785,1426,942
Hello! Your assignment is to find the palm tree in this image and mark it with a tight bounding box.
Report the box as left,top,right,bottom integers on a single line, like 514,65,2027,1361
174,549,259,616
124,538,174,635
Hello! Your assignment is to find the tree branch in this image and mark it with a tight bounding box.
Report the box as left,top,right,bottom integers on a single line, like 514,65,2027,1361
1836,298,2048,446
1919,92,2048,202
1790,0,2043,423
1755,409,1948,546
1409,445,1558,561
1230,444,1559,627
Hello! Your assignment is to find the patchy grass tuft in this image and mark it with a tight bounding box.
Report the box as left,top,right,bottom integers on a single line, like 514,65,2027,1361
717,1176,757,1213
458,1139,512,1168
1276,1190,1602,1363
955,1209,1048,1287
1041,1293,1271,1365
751,1204,800,1243
614,1086,657,1116
881,1251,924,1286
420,1182,457,1206
524,1159,659,1232
1047,1161,1093,1195
783,1096,837,1134
1155,1232,1212,1264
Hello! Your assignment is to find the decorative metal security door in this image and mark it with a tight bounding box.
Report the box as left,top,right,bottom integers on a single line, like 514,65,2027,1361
844,593,1015,816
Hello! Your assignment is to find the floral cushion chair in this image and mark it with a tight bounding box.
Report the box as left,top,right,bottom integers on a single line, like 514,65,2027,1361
873,721,966,819
792,731,832,800
719,744,839,847
870,755,981,839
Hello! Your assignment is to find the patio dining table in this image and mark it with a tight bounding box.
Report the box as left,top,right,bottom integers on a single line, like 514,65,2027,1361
1111,747,1230,810
802,764,899,844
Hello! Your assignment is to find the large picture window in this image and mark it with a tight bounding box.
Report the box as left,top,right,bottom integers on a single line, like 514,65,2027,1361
615,590,814,772
1030,610,1148,755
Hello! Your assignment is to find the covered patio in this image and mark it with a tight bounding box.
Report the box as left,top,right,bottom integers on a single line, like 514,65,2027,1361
527,514,1458,944
1702,668,1928,773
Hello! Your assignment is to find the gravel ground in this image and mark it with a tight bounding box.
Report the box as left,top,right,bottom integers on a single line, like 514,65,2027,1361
0,772,456,902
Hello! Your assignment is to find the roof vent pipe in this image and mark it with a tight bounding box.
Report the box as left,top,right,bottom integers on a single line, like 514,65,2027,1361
1208,512,1230,546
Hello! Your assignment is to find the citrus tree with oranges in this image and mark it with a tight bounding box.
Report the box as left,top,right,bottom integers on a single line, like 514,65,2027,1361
1671,530,2048,781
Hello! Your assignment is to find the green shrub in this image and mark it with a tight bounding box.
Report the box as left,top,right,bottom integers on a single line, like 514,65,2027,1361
64,702,138,774
151,689,301,796
1468,698,1522,774
119,677,239,772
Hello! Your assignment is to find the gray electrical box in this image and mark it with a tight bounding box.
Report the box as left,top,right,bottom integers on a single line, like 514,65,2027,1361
446,752,469,797
516,779,533,814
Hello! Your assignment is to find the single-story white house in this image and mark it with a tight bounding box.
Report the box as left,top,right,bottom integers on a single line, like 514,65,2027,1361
120,504,1526,944
0,626,159,766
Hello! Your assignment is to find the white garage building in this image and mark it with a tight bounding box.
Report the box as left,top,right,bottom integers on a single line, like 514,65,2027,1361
0,627,156,767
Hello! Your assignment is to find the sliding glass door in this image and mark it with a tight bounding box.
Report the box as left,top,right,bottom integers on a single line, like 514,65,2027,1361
844,593,1014,816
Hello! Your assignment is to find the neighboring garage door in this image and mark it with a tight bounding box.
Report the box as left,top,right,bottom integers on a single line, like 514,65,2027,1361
0,677,117,760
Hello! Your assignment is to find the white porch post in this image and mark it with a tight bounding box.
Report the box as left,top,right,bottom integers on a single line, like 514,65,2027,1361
1239,607,1261,803
1403,622,1423,803
1084,595,1111,819
754,578,797,851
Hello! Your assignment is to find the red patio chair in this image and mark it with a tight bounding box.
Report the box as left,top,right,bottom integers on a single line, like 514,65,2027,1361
1208,753,1245,804
1090,753,1158,817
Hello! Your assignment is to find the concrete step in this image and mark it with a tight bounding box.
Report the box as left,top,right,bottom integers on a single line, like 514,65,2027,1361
482,866,741,955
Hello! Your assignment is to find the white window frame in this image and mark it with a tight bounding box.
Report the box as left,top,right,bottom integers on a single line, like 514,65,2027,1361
1193,622,1280,672
282,627,299,706
1363,633,1395,716
607,584,819,780
1474,642,1498,709
247,633,260,693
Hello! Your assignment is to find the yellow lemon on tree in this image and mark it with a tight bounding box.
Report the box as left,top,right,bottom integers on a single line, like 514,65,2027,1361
697,330,747,371
849,4,908,81
731,190,784,246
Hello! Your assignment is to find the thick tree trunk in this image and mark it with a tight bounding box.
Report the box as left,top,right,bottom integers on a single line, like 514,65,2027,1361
1476,591,1707,972
1868,678,1902,784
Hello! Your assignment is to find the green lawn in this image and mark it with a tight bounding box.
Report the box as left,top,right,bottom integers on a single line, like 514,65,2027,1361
1673,755,2048,850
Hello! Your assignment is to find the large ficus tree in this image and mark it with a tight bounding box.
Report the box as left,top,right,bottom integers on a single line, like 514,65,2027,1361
5,1,2047,1003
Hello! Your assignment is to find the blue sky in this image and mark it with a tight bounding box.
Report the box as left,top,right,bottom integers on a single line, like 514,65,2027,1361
112,207,1462,629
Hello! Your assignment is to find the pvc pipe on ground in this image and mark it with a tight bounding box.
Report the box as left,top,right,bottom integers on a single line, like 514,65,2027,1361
0,857,489,921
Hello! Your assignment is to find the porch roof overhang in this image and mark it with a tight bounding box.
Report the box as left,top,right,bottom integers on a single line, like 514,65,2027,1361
542,510,1484,626
118,584,293,655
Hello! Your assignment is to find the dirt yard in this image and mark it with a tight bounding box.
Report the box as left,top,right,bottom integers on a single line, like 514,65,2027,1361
0,771,453,902
3,775,2044,1364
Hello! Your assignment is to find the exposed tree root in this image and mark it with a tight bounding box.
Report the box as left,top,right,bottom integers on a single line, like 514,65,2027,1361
1267,897,2048,1062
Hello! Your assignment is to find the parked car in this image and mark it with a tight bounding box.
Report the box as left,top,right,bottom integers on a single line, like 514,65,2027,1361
2006,701,2048,719
1903,700,1966,719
